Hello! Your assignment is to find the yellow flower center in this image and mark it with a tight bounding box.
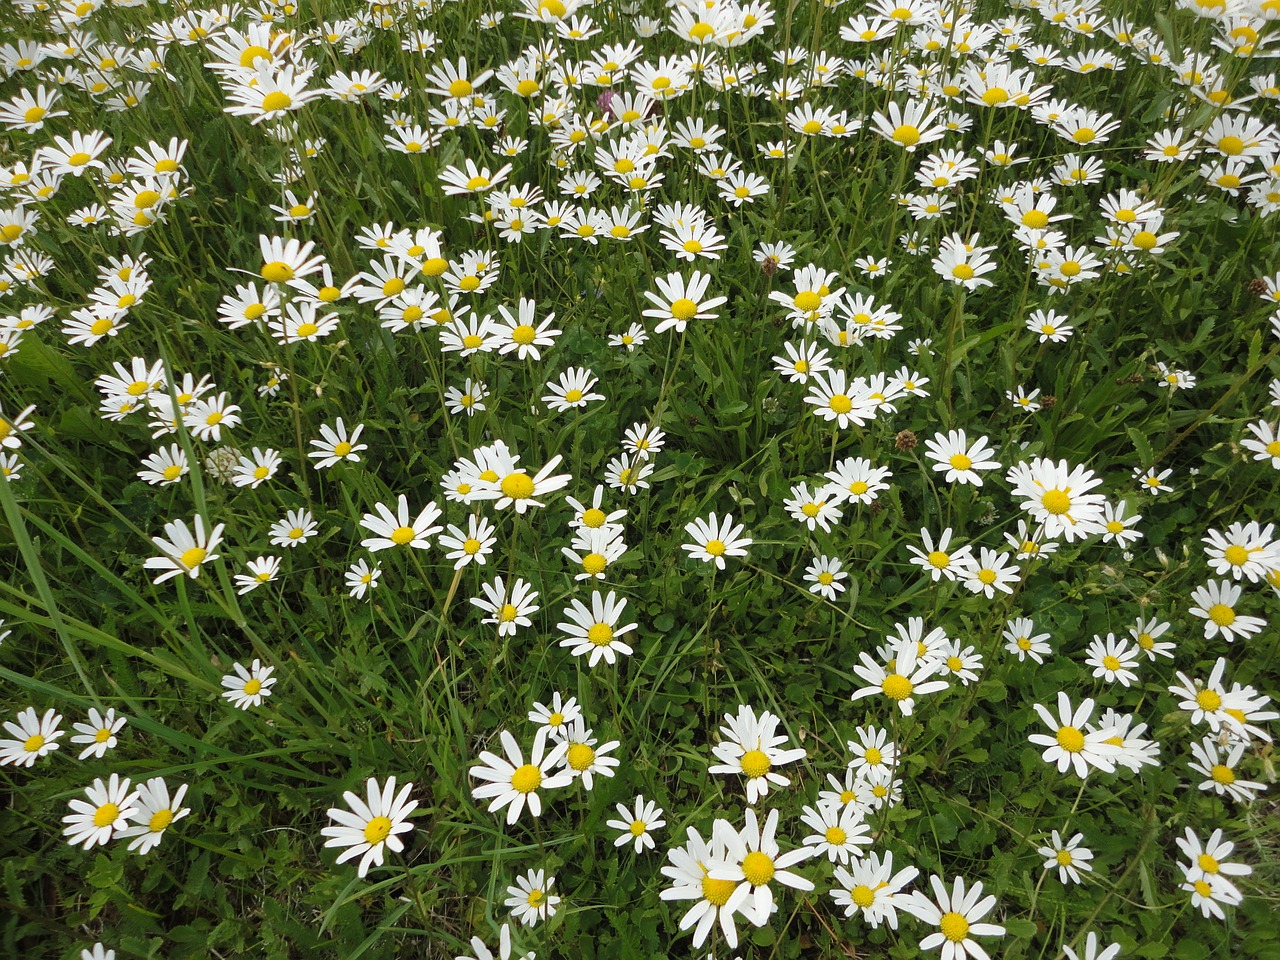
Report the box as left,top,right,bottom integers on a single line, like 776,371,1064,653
1196,690,1222,711
1057,849,1073,865
511,324,537,345
261,261,294,283
180,547,206,569
742,850,775,886
829,394,853,414
148,808,173,832
390,526,417,545
90,318,114,336
1198,853,1220,874
1106,520,1125,534
893,124,920,146
93,802,120,828
1056,726,1085,752
567,742,595,771
794,291,822,312
1210,764,1235,784
977,568,997,585
1194,879,1213,897
740,749,771,779
261,91,292,112
459,276,481,291
587,622,613,646
702,874,738,905
295,322,319,338
1207,604,1235,626
448,79,472,98
629,820,646,836
499,603,518,622
564,389,584,403
949,453,972,470
1224,545,1249,566
1102,655,1121,671
940,912,970,942
93,727,112,743
1041,489,1071,515
243,678,262,695
952,264,975,280
501,473,535,500
363,815,393,844
23,734,44,752
882,674,913,700
982,87,1009,105
511,763,541,793
704,539,726,557
1072,128,1096,144
852,884,876,907
825,826,847,845
582,508,607,528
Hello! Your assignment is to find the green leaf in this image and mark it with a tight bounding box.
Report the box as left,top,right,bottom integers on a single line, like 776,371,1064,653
1005,919,1038,938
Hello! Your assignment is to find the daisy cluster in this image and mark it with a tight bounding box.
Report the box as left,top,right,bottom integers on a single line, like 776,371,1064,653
0,0,1278,957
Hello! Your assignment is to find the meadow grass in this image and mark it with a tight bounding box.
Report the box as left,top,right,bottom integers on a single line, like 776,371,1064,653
0,0,1279,958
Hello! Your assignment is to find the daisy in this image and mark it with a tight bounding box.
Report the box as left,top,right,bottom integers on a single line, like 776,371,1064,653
608,322,649,351
871,99,946,152
804,555,848,601
850,638,950,716
682,512,752,570
900,875,1006,960
183,392,241,442
784,482,845,533
641,270,727,334
1184,872,1243,919
559,719,620,789
256,234,326,285
805,369,877,429
607,795,666,853
799,802,872,863
1239,416,1280,468
957,548,1020,599
445,379,489,417
144,515,224,584
906,527,973,583
659,217,726,261
708,704,807,804
562,521,627,579
70,708,127,760
0,706,63,767
923,430,1001,486
558,590,637,666
469,729,572,825
474,448,572,514
321,776,418,878
137,444,189,485
220,659,276,710
118,777,190,855
438,516,497,569
1038,831,1094,884
234,556,281,595
439,158,511,196
773,340,832,383
62,774,138,849
826,457,893,504
1119,617,1171,662
1188,580,1266,642
1006,458,1107,542
268,512,316,547
543,367,605,412
936,640,984,686
1178,828,1253,900
230,447,282,489
1028,692,1122,778
1188,737,1265,804
528,693,582,742
622,423,665,460
1134,466,1173,495
359,495,443,552
605,454,655,492
709,807,814,927
564,487,627,533
472,576,540,637
308,419,366,469
1099,500,1143,547
1084,634,1142,686
346,559,381,600
505,869,560,927
1003,617,1052,663
831,851,919,928
1203,522,1280,582
40,129,112,177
